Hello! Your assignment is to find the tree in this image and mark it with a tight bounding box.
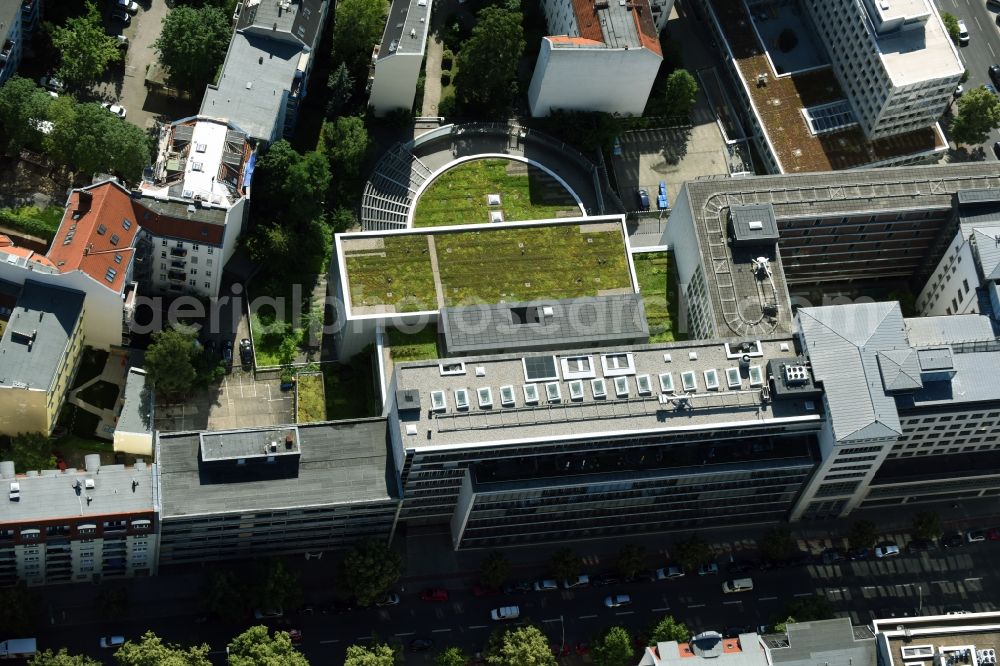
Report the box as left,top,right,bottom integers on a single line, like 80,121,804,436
30,650,101,666
330,207,358,233
344,643,395,666
480,551,511,588
332,0,388,76
436,647,469,666
951,86,1000,145
674,535,711,572
912,511,942,541
144,326,199,398
663,69,699,119
648,615,689,643
8,432,56,473
227,626,309,666
252,559,303,613
0,76,55,153
941,11,960,44
760,526,796,562
616,544,647,580
592,626,634,666
327,63,355,117
484,625,556,666
154,6,231,91
320,116,371,187
44,99,151,181
549,547,581,581
51,1,122,89
455,6,525,113
203,570,247,623
285,151,331,225
254,140,301,207
340,539,403,606
114,631,212,666
0,582,41,636
848,520,878,550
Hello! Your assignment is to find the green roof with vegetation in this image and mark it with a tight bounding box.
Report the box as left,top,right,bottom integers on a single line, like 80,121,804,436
413,158,581,227
633,251,685,343
296,373,327,423
387,325,440,362
342,221,634,314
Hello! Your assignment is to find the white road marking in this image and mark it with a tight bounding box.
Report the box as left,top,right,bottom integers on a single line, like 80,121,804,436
579,614,598,619
319,639,340,644
723,600,742,605
966,577,983,582
431,628,452,633
468,625,488,630
931,580,948,584
543,618,562,623
689,603,706,608
794,592,814,597
989,41,997,57
395,631,416,637
758,596,777,601
615,610,635,616
975,14,983,30
652,607,670,612
356,636,372,641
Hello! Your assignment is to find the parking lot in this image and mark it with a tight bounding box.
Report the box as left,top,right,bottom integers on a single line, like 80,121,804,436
154,370,294,433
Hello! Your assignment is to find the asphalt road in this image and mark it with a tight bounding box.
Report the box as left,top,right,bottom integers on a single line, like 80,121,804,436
937,0,1000,156
33,541,1000,665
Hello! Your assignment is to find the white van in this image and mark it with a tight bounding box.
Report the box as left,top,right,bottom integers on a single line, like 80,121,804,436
722,577,754,593
491,605,520,621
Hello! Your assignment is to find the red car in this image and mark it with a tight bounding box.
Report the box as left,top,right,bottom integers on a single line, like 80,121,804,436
576,643,591,656
471,585,500,597
987,528,1000,541
550,644,571,657
420,588,449,602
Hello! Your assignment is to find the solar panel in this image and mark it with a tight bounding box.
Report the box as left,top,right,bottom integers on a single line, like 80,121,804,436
523,356,559,382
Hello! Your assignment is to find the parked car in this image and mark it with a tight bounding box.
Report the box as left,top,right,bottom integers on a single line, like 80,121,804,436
958,20,969,45
239,338,253,366
698,562,720,576
593,573,621,586
99,636,125,649
533,579,558,592
38,76,65,93
420,588,449,602
907,538,936,553
954,84,964,97
942,533,965,548
656,565,685,580
409,638,434,652
253,607,283,619
990,64,1000,88
967,529,986,543
115,34,129,49
375,593,400,607
628,570,656,583
223,339,233,365
320,599,354,614
636,189,650,211
875,543,900,558
848,548,871,561
563,574,590,589
491,605,520,621
503,581,533,594
101,102,127,118
604,594,631,608
116,0,140,12
111,8,131,24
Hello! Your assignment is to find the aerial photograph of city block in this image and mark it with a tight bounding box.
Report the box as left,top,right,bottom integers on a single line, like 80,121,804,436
3,0,1000,663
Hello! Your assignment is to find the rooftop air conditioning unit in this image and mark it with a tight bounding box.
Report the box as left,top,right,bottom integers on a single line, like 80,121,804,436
84,478,95,489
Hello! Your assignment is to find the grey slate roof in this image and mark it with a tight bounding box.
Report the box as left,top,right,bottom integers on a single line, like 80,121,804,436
200,34,302,142
157,419,395,518
116,368,152,436
0,281,85,391
973,228,1000,280
877,348,922,392
797,302,909,443
897,350,1000,409
0,461,156,523
237,0,327,49
440,295,649,356
904,314,996,346
769,619,876,666
379,0,432,58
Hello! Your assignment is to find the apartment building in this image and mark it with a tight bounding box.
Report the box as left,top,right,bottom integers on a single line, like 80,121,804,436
0,0,22,85
201,0,330,143
666,163,1000,340
20,0,40,36
528,0,663,117
873,612,1000,666
0,281,85,437
0,455,158,586
390,337,825,548
367,0,432,116
638,630,768,666
155,421,400,565
136,116,254,297
803,0,963,140
695,0,947,173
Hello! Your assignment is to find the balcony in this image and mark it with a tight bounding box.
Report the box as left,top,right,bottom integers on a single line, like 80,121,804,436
169,247,187,258
167,270,186,283
0,40,14,63
170,259,186,269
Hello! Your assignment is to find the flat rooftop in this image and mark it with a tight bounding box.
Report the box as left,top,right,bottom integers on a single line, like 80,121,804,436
200,426,300,462
568,0,661,53
705,0,945,172
861,0,962,87
0,461,156,523
874,613,1000,666
378,0,431,58
0,281,84,391
392,337,823,451
157,419,395,518
337,217,635,316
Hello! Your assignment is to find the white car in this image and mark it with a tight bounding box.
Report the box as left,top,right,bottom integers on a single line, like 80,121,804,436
38,76,65,93
533,579,558,592
958,20,969,45
656,566,685,580
101,102,127,119
491,605,520,621
117,0,140,13
604,594,631,608
875,544,900,558
99,636,125,649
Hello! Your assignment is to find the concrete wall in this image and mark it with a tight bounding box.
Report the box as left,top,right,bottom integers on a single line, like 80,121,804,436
528,41,661,117
370,52,424,117
916,229,980,316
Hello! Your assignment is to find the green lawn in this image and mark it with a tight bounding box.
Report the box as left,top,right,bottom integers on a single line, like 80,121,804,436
0,205,66,242
72,348,109,389
386,325,439,362
323,349,378,420
296,373,327,423
633,251,686,343
77,381,120,411
248,272,317,367
413,158,580,227
344,222,633,312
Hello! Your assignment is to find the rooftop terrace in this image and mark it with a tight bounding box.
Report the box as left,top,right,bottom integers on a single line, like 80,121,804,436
706,0,945,172
392,337,823,450
337,217,635,316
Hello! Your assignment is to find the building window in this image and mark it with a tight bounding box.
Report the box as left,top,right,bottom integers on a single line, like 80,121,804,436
161,239,167,246
207,248,213,254
110,233,120,246
204,282,210,288
192,244,199,251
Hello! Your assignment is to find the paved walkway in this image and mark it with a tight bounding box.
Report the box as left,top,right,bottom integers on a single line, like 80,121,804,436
420,34,444,117
68,348,131,439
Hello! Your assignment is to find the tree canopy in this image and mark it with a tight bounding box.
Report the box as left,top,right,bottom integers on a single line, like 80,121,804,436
320,115,370,204
343,643,395,666
616,544,647,580
848,520,877,550
51,1,122,88
339,539,403,606
674,535,711,572
43,99,151,182
648,615,689,643
455,6,525,114
154,6,231,91
912,511,942,540
326,63,355,118
436,647,470,666
480,551,511,588
226,626,310,666
203,570,248,623
7,432,56,473
663,69,699,118
30,650,101,666
760,526,796,562
144,326,199,397
484,625,556,666
114,631,212,666
941,11,960,44
592,626,634,666
549,547,582,581
332,0,388,77
252,559,303,613
0,583,40,635
951,86,1000,145
0,77,55,153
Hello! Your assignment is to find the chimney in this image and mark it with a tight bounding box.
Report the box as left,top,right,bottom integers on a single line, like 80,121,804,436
76,190,93,214
285,434,294,449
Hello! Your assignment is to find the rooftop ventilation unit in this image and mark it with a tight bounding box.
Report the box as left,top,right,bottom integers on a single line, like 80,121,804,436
8,481,19,502
84,478,95,490
748,220,763,230
784,365,809,384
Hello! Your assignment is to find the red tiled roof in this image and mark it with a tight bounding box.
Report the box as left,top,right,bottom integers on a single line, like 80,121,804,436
136,209,225,246
631,0,662,57
45,183,140,293
548,35,604,46
0,235,56,268
572,0,604,42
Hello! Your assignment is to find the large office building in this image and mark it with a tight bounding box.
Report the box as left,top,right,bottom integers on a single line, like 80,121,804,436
155,420,400,565
0,455,158,586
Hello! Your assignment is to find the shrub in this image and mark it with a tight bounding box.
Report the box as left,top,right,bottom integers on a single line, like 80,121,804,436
438,92,457,117
441,71,451,86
